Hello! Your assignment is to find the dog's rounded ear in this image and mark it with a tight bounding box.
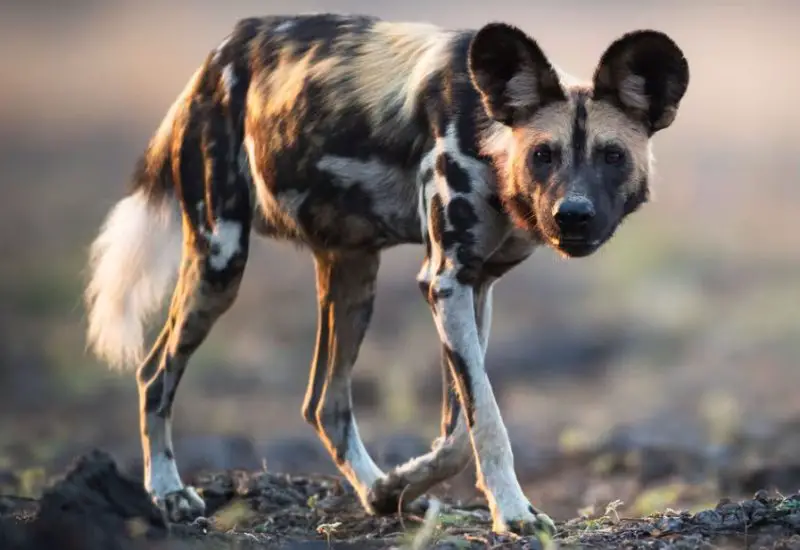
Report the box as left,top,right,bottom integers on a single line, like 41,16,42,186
592,30,689,135
468,23,566,127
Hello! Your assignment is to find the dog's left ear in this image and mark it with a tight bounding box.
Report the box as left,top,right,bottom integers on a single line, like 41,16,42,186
592,30,689,135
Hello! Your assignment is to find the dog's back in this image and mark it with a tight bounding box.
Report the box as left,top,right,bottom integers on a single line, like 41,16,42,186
235,15,471,248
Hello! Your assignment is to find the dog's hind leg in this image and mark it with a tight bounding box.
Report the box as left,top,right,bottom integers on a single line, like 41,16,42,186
136,210,250,521
301,251,386,511
137,86,252,521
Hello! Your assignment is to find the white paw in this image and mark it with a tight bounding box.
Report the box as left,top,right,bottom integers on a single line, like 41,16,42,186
153,486,206,523
494,503,556,538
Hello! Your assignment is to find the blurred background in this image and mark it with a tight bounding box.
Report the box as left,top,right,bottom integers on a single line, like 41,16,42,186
2,0,799,521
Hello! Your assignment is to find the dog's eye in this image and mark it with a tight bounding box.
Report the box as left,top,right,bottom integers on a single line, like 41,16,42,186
533,145,553,165
604,148,625,165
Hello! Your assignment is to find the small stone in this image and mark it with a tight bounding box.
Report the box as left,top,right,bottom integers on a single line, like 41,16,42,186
742,499,769,523
754,489,771,503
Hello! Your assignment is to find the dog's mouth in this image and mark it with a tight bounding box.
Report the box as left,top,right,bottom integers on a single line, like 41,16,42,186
547,237,601,258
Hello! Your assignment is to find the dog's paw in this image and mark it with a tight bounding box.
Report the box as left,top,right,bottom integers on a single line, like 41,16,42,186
495,503,556,538
366,475,429,516
153,486,206,523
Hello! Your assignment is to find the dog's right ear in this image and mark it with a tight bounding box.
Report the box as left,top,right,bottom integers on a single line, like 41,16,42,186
468,23,567,127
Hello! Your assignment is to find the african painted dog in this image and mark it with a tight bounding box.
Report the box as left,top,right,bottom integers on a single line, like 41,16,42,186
84,13,689,535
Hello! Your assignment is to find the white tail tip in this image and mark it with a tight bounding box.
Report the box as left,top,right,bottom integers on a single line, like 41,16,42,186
85,191,182,370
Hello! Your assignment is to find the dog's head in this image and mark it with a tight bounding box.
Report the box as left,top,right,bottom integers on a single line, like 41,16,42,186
469,24,689,257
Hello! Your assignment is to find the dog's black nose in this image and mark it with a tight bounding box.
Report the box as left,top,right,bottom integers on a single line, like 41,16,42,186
553,197,595,235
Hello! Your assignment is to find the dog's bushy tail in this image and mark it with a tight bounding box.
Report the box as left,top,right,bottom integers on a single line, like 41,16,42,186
84,188,183,371
84,70,205,370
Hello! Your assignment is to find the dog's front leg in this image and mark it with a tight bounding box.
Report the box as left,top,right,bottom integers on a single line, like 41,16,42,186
423,268,554,536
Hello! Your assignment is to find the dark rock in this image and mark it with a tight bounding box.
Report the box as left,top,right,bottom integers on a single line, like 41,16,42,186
743,499,769,523
246,474,308,512
5,449,168,550
754,489,772,503
716,503,748,529
192,472,236,515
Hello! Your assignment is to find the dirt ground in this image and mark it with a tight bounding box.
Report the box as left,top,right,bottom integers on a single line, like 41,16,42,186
3,450,800,550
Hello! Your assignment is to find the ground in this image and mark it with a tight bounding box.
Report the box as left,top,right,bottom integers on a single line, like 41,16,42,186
3,450,800,550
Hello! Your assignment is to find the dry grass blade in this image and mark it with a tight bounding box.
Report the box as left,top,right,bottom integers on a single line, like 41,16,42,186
409,498,442,550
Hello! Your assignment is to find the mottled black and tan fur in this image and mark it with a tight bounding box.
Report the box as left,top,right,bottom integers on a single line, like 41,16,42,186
84,13,689,535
